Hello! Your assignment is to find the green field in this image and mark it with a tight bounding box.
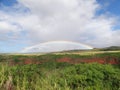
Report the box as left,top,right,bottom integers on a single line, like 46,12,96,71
0,51,120,90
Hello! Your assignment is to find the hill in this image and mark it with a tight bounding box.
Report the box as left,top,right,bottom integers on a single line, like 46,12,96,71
100,46,120,51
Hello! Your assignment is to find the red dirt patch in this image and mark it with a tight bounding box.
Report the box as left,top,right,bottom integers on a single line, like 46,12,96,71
24,59,33,64
80,58,106,64
9,56,120,65
23,58,41,64
56,57,119,65
57,57,72,63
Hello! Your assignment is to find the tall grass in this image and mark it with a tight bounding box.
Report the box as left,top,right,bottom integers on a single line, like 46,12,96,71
0,62,119,90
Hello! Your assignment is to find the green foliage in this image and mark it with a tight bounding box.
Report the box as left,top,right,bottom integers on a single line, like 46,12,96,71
0,62,119,90
0,52,120,64
58,63,120,90
0,52,120,90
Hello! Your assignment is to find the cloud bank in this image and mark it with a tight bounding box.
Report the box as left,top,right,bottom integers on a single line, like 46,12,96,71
0,0,120,52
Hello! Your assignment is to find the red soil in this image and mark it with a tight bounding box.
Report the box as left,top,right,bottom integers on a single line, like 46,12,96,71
80,58,105,64
9,57,119,65
24,59,33,64
24,58,41,64
56,57,119,65
57,57,72,63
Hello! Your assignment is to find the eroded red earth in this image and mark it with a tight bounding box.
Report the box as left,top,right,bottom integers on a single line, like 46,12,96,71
9,56,120,65
57,57,119,64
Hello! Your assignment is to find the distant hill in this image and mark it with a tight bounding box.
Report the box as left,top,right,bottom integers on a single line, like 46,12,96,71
58,49,92,53
99,46,120,51
57,46,120,53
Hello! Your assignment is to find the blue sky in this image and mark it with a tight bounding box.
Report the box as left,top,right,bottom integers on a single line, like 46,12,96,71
97,0,120,16
0,0,17,6
1,0,120,16
0,0,120,53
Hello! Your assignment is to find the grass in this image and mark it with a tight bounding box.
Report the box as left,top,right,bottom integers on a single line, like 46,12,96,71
0,63,119,90
0,51,120,90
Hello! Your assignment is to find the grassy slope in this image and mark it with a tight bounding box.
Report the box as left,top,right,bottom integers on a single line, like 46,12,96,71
0,63,120,90
0,51,120,90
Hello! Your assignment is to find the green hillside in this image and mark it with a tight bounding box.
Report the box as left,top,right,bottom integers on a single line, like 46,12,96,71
0,52,120,90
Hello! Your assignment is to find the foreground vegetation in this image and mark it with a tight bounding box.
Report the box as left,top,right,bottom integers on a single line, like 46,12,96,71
0,52,120,65
0,52,120,90
0,62,120,90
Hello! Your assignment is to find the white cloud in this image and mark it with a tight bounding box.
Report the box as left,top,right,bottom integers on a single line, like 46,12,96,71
0,20,21,40
0,0,120,52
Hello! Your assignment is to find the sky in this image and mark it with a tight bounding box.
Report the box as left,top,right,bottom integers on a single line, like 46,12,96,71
0,0,120,53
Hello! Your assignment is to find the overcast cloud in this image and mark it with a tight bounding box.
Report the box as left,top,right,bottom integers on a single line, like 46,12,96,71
0,0,120,51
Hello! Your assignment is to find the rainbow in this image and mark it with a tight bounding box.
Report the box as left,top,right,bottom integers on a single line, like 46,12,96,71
21,40,93,53
39,40,93,49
